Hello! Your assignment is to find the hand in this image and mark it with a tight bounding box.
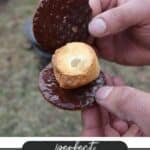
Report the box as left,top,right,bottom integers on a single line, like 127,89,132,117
96,83,150,136
82,105,142,137
88,0,150,65
82,74,143,137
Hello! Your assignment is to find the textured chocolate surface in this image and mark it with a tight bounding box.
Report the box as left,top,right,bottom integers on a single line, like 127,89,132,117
39,64,106,110
33,0,92,53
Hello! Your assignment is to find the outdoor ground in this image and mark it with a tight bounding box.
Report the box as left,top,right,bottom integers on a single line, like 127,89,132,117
0,0,149,136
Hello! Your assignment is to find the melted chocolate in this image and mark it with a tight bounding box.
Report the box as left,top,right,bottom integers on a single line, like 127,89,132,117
33,0,93,53
39,64,106,110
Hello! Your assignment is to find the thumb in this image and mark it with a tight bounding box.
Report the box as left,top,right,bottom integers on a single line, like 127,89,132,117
89,1,146,37
96,86,150,136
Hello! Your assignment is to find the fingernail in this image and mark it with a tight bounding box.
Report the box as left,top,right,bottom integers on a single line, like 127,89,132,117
96,86,113,101
89,18,107,36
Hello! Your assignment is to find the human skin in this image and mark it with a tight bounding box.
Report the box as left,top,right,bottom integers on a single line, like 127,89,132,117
95,84,150,136
82,74,143,137
88,0,150,65
87,0,150,136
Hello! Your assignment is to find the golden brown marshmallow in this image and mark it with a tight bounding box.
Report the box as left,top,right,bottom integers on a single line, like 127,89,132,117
52,42,100,89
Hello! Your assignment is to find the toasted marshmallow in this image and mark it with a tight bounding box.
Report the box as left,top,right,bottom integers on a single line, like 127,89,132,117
52,42,100,89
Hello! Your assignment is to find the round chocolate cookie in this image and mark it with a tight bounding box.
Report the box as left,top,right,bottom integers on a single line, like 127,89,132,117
33,0,93,53
39,64,106,110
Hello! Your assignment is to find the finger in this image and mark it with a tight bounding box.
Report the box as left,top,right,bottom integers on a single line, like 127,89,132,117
103,72,113,85
112,76,125,86
89,0,118,16
95,35,116,61
104,124,120,137
96,34,150,65
96,86,150,135
100,106,110,127
110,111,128,134
110,76,129,134
123,124,142,137
81,105,104,136
89,1,147,37
112,119,128,135
89,0,102,16
101,107,121,137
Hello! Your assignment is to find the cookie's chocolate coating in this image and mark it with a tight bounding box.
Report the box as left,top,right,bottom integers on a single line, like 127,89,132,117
33,0,92,53
39,64,106,110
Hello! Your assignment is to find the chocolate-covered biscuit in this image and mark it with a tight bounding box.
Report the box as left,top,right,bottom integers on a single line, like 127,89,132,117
33,0,92,53
39,64,106,110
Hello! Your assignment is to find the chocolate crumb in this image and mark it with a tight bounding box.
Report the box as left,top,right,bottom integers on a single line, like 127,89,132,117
72,26,78,33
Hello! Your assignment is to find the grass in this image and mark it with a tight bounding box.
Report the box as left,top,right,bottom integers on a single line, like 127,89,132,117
0,0,149,136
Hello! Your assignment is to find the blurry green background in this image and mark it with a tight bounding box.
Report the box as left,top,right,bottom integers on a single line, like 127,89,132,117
0,0,149,136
